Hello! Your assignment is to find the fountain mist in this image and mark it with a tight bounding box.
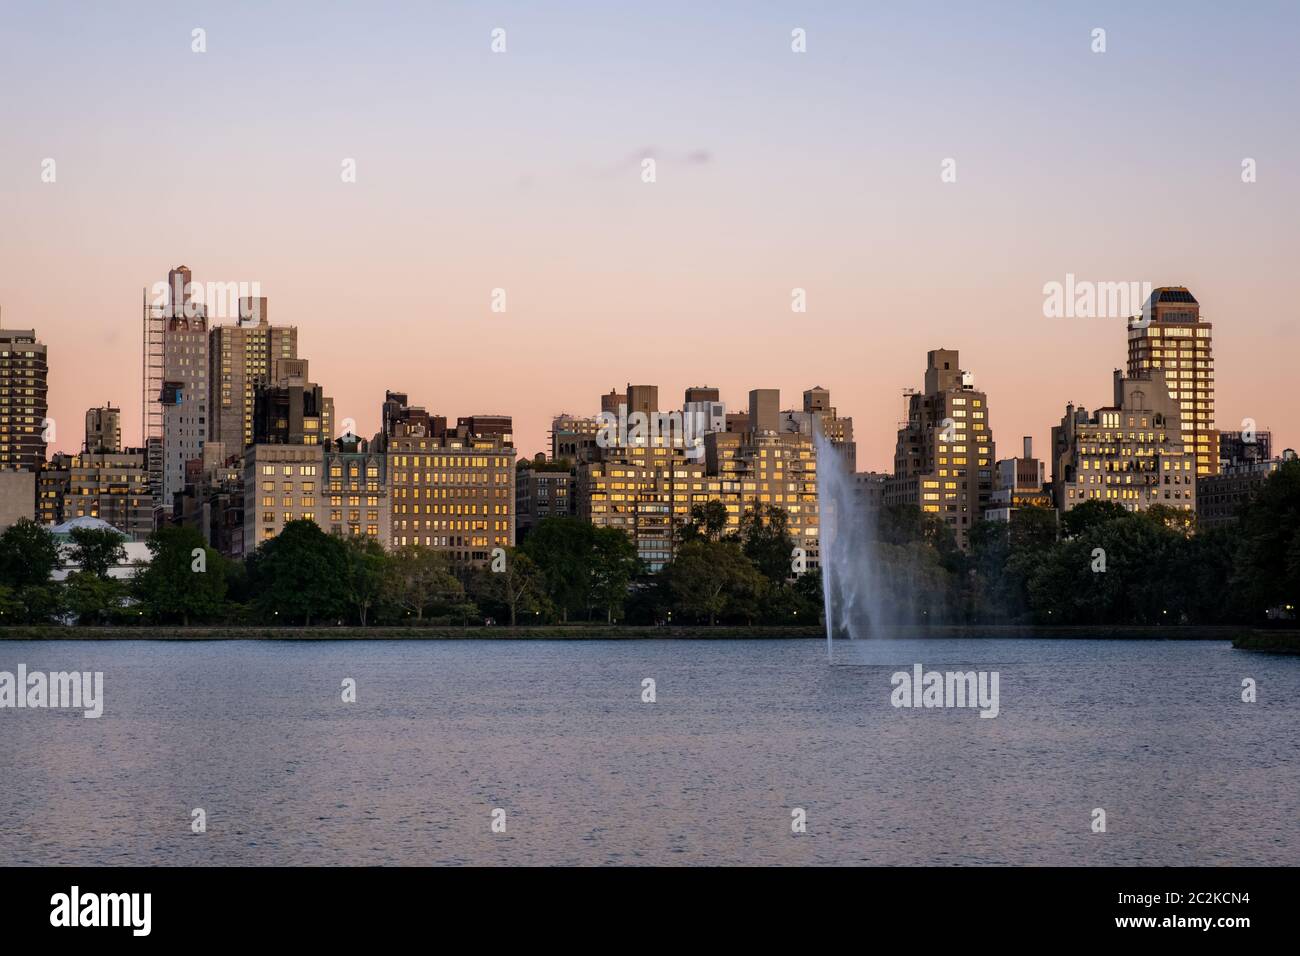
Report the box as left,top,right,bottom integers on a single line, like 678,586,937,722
816,433,907,661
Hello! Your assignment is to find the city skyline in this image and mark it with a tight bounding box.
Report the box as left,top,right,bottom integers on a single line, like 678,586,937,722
3,269,1292,472
3,2,1298,468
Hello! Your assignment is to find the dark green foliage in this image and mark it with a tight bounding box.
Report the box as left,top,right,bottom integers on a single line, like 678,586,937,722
0,519,61,587
67,526,127,579
132,525,229,625
245,519,349,625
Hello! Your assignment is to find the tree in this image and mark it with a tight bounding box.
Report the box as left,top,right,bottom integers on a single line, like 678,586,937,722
133,525,229,625
343,536,388,626
16,584,66,625
1234,459,1300,616
68,526,126,579
666,539,765,625
0,583,24,624
382,545,465,622
473,550,549,625
739,502,795,584
63,571,127,625
0,519,61,587
590,527,639,623
1059,499,1129,538
245,520,348,625
1026,511,1183,624
680,500,729,543
520,518,597,621
967,507,1058,622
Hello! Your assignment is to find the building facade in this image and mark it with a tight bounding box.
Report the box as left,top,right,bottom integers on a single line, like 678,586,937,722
1196,451,1295,529
209,298,298,452
159,266,209,509
886,349,995,550
324,436,389,543
383,396,515,562
63,448,153,540
516,463,576,539
780,386,856,470
1219,429,1272,468
252,359,332,446
1051,370,1196,515
575,386,819,572
37,453,71,526
0,329,49,472
985,437,1051,521
1126,287,1218,476
243,443,326,547
0,471,35,530
84,404,122,453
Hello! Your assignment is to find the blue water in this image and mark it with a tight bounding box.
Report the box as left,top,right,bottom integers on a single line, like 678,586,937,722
0,638,1295,865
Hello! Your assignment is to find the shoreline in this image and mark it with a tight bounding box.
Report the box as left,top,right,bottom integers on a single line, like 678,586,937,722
0,624,1274,641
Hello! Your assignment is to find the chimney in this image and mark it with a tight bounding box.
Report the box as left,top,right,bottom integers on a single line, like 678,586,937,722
1023,436,1032,459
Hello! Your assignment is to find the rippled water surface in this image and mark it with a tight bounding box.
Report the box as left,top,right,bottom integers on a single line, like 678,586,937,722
1,638,1295,865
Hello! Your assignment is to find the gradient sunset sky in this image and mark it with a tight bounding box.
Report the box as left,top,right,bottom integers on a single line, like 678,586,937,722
2,1,1297,468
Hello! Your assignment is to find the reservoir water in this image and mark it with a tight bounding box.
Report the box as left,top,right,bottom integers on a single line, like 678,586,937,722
1,638,1295,865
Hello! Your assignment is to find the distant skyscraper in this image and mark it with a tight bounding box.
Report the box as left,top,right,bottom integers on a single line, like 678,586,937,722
600,389,624,415
161,267,208,509
748,388,780,434
886,349,995,550
251,359,331,446
780,386,855,470
84,404,122,453
1127,287,1218,476
209,297,298,451
0,329,48,471
625,384,658,418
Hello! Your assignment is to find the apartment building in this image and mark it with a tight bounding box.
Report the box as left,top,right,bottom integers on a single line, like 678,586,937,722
383,394,515,562
886,349,995,550
1051,369,1196,514
0,329,49,472
1126,287,1218,476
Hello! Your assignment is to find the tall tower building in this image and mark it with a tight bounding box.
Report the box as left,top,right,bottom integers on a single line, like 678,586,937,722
160,267,208,509
0,329,49,471
209,297,298,452
886,349,995,550
1127,287,1217,476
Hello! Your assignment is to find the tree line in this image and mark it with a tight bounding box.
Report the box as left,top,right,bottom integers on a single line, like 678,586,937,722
0,500,819,627
1,459,1293,627
873,459,1300,626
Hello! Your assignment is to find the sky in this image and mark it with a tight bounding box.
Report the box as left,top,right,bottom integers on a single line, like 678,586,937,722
1,0,1297,468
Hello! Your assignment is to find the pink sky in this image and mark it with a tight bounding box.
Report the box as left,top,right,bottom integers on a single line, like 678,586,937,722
2,3,1296,468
